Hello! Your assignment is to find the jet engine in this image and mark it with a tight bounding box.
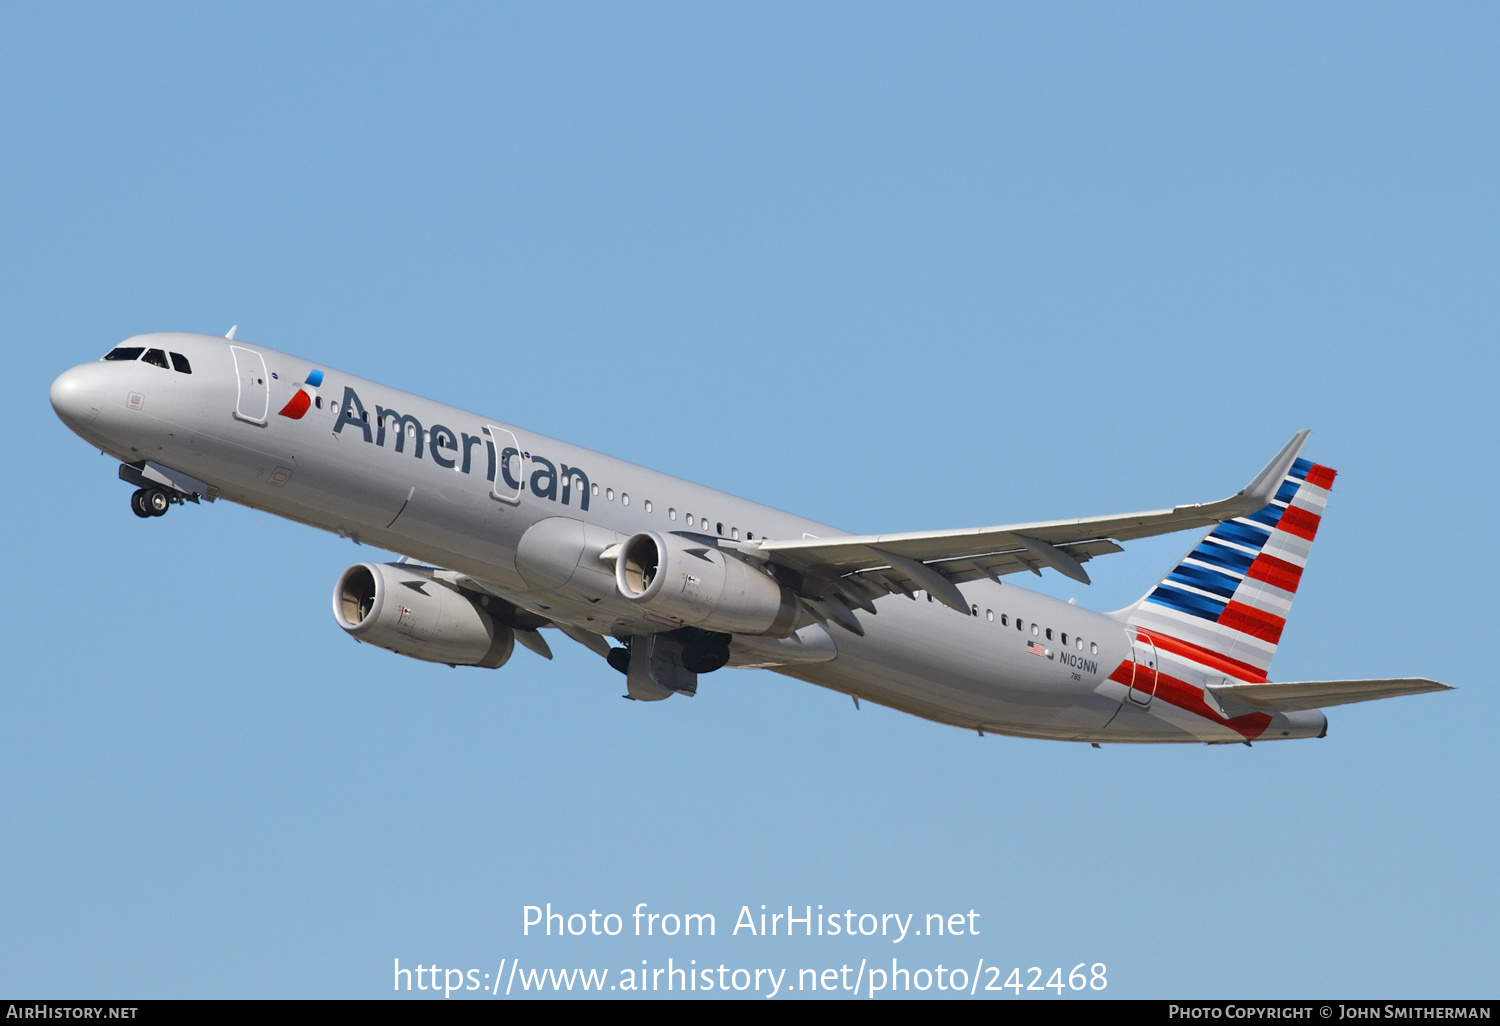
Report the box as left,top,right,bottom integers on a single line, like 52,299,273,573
614,531,800,636
332,562,515,668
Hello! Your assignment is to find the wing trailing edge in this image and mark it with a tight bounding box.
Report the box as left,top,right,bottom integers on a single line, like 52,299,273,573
735,431,1313,626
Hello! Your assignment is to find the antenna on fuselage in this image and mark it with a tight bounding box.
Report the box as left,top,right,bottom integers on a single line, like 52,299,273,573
225,325,238,340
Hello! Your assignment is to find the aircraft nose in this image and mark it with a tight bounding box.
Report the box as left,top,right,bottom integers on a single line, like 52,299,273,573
50,363,107,431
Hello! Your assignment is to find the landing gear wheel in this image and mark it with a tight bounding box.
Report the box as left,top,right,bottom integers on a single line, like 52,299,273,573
130,488,152,518
144,488,171,516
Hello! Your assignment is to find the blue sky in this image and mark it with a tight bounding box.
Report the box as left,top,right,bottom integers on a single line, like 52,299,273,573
2,3,1495,998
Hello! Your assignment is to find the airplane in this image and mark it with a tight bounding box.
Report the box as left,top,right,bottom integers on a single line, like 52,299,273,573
49,330,1451,744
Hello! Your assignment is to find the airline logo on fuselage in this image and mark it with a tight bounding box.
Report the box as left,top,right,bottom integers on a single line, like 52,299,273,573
328,385,590,510
278,369,325,420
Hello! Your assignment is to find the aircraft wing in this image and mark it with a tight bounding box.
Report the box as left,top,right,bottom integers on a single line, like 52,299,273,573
733,431,1311,622
1204,677,1454,713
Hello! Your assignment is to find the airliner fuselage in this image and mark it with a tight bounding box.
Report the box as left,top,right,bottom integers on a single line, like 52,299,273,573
50,332,1445,743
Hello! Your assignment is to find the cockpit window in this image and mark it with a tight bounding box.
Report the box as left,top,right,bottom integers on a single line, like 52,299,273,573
170,352,192,374
103,347,144,362
142,348,170,369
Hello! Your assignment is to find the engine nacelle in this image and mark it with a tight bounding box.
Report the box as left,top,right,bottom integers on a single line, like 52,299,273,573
332,562,514,668
615,532,800,636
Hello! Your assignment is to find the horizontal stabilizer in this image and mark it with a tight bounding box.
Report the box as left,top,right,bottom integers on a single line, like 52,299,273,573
1205,677,1452,713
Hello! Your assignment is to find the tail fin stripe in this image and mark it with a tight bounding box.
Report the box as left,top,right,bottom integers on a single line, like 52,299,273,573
1166,563,1241,598
1277,505,1322,541
1305,464,1337,489
1138,603,1277,666
1218,602,1286,645
1245,504,1288,529
1262,531,1313,566
1246,553,1304,592
1140,630,1270,683
1147,585,1227,620
1289,457,1314,480
1274,479,1302,504
1292,483,1331,511
1234,579,1294,617
1214,520,1272,550
1192,539,1256,574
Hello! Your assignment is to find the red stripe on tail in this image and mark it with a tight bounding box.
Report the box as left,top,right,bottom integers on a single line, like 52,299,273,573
1277,505,1321,541
1306,464,1337,490
1245,553,1303,593
1218,602,1286,645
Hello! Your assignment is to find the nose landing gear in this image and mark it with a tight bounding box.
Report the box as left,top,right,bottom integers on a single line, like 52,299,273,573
130,487,174,518
119,462,210,519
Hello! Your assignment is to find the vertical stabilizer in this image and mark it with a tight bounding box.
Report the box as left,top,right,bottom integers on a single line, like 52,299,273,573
1122,457,1337,682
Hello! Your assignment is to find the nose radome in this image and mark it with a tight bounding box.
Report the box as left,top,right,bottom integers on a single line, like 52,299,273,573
50,363,107,431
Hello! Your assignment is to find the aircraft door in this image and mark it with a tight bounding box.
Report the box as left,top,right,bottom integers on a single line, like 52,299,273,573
483,424,524,505
1127,629,1159,706
230,346,270,426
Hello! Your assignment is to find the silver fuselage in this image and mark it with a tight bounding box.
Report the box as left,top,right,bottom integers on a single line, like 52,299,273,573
50,332,1327,743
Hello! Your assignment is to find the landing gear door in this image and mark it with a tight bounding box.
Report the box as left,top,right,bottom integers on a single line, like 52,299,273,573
230,346,269,426
483,425,524,505
1127,628,1159,706
626,634,697,701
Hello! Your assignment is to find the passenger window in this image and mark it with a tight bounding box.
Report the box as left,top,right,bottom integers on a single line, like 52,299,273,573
621,493,629,506
170,352,192,374
1046,628,1053,640
644,500,653,513
103,347,144,361
142,348,170,369
1031,624,1039,635
1076,638,1083,651
1090,642,1098,654
986,610,994,622
606,488,614,501
731,527,739,540
746,531,753,540
685,514,694,527
971,605,979,617
669,508,677,521
1016,618,1022,631
591,483,599,496
1061,632,1068,646
314,396,322,409
716,522,723,535
1001,614,1008,626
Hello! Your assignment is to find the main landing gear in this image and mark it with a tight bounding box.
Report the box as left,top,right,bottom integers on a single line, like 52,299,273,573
606,630,732,677
130,487,174,518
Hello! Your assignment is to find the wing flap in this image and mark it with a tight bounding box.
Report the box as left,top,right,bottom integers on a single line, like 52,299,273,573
1205,677,1453,713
